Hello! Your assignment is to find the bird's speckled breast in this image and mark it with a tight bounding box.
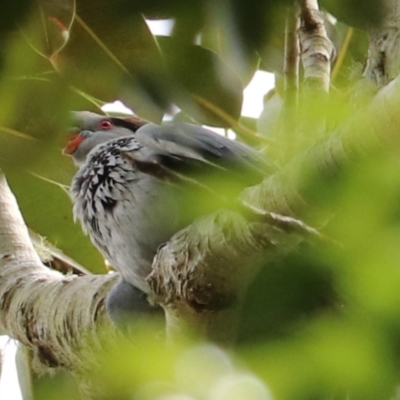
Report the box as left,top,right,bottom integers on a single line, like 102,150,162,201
71,137,141,235
70,136,181,292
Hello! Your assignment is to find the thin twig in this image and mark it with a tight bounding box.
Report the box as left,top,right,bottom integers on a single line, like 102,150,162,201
298,0,335,93
331,27,354,82
279,5,300,160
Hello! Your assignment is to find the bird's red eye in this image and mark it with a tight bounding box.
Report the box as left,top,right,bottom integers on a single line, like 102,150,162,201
100,120,113,130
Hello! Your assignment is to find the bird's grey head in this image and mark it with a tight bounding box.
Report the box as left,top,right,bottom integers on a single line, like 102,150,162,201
64,111,146,166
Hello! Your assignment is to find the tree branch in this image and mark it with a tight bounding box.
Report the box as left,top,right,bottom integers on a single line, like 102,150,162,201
294,0,335,141
2,67,400,369
149,73,400,342
0,171,117,374
298,0,335,93
280,6,300,159
243,73,400,221
148,209,325,344
364,0,400,86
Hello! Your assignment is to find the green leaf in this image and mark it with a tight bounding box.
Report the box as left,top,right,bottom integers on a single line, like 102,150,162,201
200,20,260,87
320,0,384,29
21,0,75,58
7,169,106,273
157,36,243,126
0,0,35,39
51,0,164,122
0,76,105,272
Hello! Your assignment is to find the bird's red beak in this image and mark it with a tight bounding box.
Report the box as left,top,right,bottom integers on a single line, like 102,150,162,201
63,134,84,155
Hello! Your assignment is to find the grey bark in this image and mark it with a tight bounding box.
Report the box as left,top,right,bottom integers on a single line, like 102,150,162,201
0,171,118,376
299,0,335,93
364,0,400,85
1,0,400,383
148,73,400,344
147,211,315,343
1,70,400,370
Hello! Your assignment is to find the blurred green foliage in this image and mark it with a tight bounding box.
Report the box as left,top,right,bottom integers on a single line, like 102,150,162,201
3,0,400,400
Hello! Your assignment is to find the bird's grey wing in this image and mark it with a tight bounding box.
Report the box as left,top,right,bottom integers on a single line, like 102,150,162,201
120,148,229,202
134,122,273,184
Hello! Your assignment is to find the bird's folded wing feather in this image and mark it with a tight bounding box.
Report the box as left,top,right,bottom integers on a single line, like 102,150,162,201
134,122,273,184
120,150,228,200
